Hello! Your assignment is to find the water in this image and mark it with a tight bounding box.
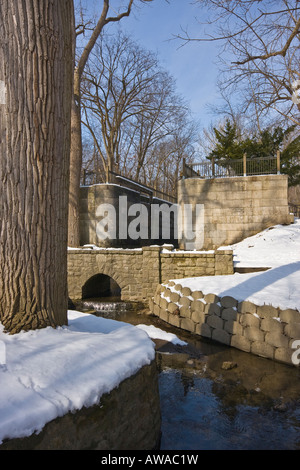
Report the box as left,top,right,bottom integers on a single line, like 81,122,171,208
75,298,300,450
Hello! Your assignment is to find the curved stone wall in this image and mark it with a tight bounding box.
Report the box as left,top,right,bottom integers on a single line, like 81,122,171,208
150,282,300,367
0,361,161,450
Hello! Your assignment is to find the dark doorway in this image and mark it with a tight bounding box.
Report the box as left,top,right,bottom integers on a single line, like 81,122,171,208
82,274,121,299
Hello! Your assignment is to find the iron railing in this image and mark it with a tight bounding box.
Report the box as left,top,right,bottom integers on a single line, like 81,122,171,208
81,169,177,204
183,152,281,179
289,203,300,218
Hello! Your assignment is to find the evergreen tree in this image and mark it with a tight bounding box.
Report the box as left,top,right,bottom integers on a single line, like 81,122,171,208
207,120,300,185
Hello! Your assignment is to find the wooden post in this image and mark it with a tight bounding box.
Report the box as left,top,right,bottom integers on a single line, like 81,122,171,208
243,153,247,176
277,150,281,174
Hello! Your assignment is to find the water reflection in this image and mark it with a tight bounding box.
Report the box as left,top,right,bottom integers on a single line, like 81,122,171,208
75,298,300,450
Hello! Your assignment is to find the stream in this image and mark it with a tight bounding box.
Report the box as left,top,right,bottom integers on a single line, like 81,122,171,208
75,298,300,451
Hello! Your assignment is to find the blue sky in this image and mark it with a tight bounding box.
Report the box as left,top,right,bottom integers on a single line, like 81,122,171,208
81,0,222,130
121,0,220,128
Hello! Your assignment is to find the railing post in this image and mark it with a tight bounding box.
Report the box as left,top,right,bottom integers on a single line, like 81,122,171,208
212,157,215,178
277,150,281,174
243,153,247,176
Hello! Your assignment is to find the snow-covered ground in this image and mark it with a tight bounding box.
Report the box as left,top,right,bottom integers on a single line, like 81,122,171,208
170,219,300,312
0,311,182,445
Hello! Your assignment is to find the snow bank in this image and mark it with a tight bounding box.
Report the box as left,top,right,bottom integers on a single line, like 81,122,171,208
0,311,155,445
170,220,300,311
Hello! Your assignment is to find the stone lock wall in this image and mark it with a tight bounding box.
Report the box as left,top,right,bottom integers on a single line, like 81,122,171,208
67,246,234,303
178,174,292,250
149,282,300,367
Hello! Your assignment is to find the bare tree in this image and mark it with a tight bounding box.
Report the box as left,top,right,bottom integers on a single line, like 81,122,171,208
81,32,160,181
0,1,74,334
176,0,300,127
81,31,196,190
69,0,153,247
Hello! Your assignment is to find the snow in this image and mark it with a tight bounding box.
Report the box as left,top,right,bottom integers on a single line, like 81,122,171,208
169,219,300,312
0,311,157,445
136,324,187,346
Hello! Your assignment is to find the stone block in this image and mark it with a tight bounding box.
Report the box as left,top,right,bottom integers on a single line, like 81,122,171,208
224,320,243,336
174,284,182,291
222,308,238,322
204,293,220,303
182,287,192,296
237,301,257,314
251,341,274,360
191,300,205,313
220,296,238,308
149,298,154,312
197,322,212,339
179,297,191,308
191,311,206,324
154,304,160,317
206,314,223,330
280,309,300,324
231,334,251,352
168,315,181,328
192,290,204,300
257,304,279,319
170,291,180,303
212,328,231,346
181,317,195,333
244,326,264,342
167,302,180,314
204,303,222,316
159,308,169,323
240,313,260,329
159,297,168,310
274,347,293,365
265,331,289,349
179,306,191,319
261,318,283,334
284,322,300,339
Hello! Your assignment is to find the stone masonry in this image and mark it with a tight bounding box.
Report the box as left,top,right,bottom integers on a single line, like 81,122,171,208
67,246,234,303
149,281,300,367
178,174,292,250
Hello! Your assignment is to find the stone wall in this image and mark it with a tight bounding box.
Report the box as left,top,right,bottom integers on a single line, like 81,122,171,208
79,183,177,248
67,246,234,303
289,185,300,205
150,282,300,367
178,175,292,250
0,361,161,450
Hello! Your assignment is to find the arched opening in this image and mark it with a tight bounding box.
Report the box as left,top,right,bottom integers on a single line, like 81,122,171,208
82,274,121,300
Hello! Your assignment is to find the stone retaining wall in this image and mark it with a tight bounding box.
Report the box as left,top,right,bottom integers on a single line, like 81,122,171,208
0,361,161,450
149,282,300,367
178,175,291,250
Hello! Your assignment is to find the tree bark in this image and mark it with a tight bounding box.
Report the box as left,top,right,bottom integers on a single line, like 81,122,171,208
0,1,74,334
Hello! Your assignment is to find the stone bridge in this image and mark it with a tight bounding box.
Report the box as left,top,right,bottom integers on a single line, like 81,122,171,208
67,245,234,304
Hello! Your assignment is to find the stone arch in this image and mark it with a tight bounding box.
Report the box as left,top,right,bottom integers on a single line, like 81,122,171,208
79,264,129,301
82,273,121,299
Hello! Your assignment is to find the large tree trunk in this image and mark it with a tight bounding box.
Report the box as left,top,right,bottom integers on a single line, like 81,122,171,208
0,1,74,334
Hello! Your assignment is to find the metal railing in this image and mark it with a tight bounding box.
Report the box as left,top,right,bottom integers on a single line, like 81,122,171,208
81,169,177,204
289,203,300,218
183,152,281,179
